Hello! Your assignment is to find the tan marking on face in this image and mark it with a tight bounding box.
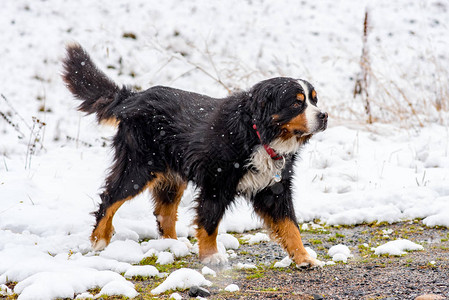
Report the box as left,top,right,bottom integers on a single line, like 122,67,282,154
153,180,187,239
281,112,308,135
311,90,317,99
196,226,219,260
296,93,305,101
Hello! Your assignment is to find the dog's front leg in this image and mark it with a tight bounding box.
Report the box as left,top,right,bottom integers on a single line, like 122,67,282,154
194,187,233,265
252,181,324,268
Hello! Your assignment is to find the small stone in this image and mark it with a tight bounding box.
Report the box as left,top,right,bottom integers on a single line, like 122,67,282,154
188,286,211,298
415,294,445,300
313,294,324,300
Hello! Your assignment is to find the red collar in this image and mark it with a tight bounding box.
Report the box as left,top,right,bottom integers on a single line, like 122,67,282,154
252,124,283,160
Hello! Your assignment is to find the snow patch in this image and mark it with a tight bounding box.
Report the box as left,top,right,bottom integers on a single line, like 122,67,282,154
328,244,352,263
242,232,270,244
151,268,212,295
156,252,175,265
217,234,240,249
234,263,257,269
124,265,159,279
97,280,138,299
374,239,424,256
201,266,217,277
224,284,240,292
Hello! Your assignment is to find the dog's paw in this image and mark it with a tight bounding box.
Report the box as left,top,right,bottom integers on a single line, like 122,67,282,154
295,256,324,269
201,253,228,265
91,238,108,251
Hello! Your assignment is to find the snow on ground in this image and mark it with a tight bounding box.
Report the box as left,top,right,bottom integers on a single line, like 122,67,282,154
234,263,257,270
1,0,449,298
201,266,217,278
328,244,353,263
224,284,240,292
373,239,424,256
273,247,319,268
150,268,211,295
241,232,271,245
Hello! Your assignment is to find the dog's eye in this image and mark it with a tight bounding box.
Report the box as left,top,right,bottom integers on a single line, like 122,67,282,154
292,102,302,109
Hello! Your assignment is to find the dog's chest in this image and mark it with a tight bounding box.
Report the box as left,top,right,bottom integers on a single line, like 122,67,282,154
237,146,284,196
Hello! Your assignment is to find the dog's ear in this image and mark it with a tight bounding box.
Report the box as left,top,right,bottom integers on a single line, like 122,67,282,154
247,80,282,143
248,80,276,121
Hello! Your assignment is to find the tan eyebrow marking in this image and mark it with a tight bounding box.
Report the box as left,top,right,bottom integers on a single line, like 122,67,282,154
296,93,305,101
311,90,317,99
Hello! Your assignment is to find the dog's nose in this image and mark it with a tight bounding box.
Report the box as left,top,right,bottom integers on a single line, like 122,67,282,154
318,112,328,120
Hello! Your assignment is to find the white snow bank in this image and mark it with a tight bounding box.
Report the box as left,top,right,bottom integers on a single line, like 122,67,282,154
169,293,182,300
422,200,449,227
374,239,424,256
328,244,352,263
241,233,270,244
99,240,144,264
274,256,293,268
234,263,257,269
124,265,159,279
151,268,212,295
14,269,133,300
156,252,175,265
201,266,217,277
273,247,319,268
142,239,190,257
97,280,138,299
217,234,240,249
224,284,240,292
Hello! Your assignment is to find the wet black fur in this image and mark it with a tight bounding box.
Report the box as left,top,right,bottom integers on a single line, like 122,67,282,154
62,43,320,236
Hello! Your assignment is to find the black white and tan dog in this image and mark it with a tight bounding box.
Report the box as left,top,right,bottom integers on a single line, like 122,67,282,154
62,43,328,267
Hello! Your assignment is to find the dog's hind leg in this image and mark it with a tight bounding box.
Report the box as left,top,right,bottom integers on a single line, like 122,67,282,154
91,172,160,251
90,123,164,251
152,172,187,239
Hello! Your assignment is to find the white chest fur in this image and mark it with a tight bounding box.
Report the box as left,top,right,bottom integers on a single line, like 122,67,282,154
237,137,301,196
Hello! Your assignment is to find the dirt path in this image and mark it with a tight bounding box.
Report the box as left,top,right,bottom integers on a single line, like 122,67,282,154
135,221,449,299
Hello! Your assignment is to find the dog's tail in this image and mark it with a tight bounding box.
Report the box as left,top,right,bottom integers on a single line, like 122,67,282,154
62,43,133,124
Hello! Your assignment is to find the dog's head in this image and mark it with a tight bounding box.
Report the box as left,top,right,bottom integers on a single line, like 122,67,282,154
249,77,328,145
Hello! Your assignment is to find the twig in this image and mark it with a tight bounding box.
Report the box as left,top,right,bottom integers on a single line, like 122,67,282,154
353,8,373,124
1,94,47,150
149,38,232,93
66,135,93,148
1,94,32,131
0,111,25,139
2,156,8,172
27,195,35,205
25,117,46,169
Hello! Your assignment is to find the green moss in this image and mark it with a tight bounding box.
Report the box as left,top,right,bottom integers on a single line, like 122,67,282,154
327,236,337,242
139,255,190,273
310,239,323,245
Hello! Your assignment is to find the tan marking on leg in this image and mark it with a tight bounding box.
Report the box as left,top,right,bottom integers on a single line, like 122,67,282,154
91,174,162,250
261,216,321,267
90,198,127,249
153,181,187,239
196,226,218,261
